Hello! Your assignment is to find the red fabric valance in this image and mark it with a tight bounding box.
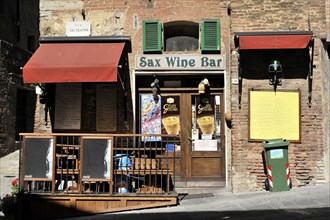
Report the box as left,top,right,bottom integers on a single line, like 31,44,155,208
239,35,312,50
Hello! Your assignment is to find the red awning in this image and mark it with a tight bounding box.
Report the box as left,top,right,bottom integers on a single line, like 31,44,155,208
23,42,125,83
238,34,312,50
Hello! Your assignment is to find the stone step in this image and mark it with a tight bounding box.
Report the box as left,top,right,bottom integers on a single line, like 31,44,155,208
175,186,229,195
174,180,226,187
173,180,228,195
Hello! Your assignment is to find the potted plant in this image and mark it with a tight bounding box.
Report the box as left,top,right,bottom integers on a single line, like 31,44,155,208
0,178,19,217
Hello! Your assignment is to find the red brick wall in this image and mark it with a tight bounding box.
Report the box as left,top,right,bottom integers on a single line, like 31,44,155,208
230,0,327,191
33,95,52,133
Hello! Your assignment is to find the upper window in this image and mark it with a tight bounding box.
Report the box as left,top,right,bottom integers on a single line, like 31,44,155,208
142,19,220,54
164,21,199,52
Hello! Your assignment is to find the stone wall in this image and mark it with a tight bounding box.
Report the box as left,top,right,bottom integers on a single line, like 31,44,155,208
230,0,327,191
0,0,39,52
327,0,330,41
0,0,39,157
0,40,35,157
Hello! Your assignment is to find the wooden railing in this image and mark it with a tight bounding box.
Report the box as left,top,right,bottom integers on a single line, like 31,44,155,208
19,133,179,195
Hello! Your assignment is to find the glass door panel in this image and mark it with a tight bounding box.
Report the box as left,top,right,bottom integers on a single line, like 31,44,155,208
191,95,221,151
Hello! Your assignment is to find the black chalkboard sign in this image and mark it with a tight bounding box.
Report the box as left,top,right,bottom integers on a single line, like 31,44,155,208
82,139,112,180
24,138,54,179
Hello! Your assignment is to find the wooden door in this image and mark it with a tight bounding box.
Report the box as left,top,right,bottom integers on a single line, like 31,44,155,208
162,92,226,185
138,91,226,187
182,93,225,182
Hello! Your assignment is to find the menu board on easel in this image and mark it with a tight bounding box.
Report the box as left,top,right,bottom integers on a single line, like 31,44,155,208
54,83,82,130
24,137,54,179
96,84,117,132
82,138,113,180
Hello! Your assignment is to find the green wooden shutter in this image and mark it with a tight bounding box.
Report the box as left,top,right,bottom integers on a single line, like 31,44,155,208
201,19,220,51
143,20,162,53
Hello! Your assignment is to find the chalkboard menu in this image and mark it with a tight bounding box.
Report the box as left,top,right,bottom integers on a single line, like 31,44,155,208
82,138,112,180
24,138,54,179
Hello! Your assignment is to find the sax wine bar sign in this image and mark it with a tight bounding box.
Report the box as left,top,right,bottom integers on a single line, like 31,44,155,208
135,54,225,70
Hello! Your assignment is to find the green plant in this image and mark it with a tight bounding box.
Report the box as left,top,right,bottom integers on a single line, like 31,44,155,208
0,178,19,215
10,178,19,197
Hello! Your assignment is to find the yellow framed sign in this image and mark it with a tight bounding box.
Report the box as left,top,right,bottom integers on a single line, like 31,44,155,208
249,90,301,142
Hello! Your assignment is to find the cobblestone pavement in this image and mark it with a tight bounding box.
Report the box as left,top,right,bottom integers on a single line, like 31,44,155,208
0,150,329,219
66,183,330,220
0,150,19,198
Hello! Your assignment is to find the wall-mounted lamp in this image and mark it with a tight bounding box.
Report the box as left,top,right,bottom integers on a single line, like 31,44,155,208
268,59,282,91
150,75,160,103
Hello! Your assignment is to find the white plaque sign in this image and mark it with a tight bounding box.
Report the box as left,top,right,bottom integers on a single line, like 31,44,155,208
66,21,91,36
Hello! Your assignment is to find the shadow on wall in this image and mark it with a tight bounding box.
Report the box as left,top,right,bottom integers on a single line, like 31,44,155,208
240,49,310,80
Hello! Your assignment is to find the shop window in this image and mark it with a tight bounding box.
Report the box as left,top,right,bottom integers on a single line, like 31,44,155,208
164,21,199,51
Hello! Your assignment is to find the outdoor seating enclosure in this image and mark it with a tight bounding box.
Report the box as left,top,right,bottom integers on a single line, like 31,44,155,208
18,133,179,219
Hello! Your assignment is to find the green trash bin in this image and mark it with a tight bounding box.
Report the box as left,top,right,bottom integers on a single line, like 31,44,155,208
263,138,291,192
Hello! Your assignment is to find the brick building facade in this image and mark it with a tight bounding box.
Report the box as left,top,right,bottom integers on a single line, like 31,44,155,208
35,0,329,192
230,0,329,191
